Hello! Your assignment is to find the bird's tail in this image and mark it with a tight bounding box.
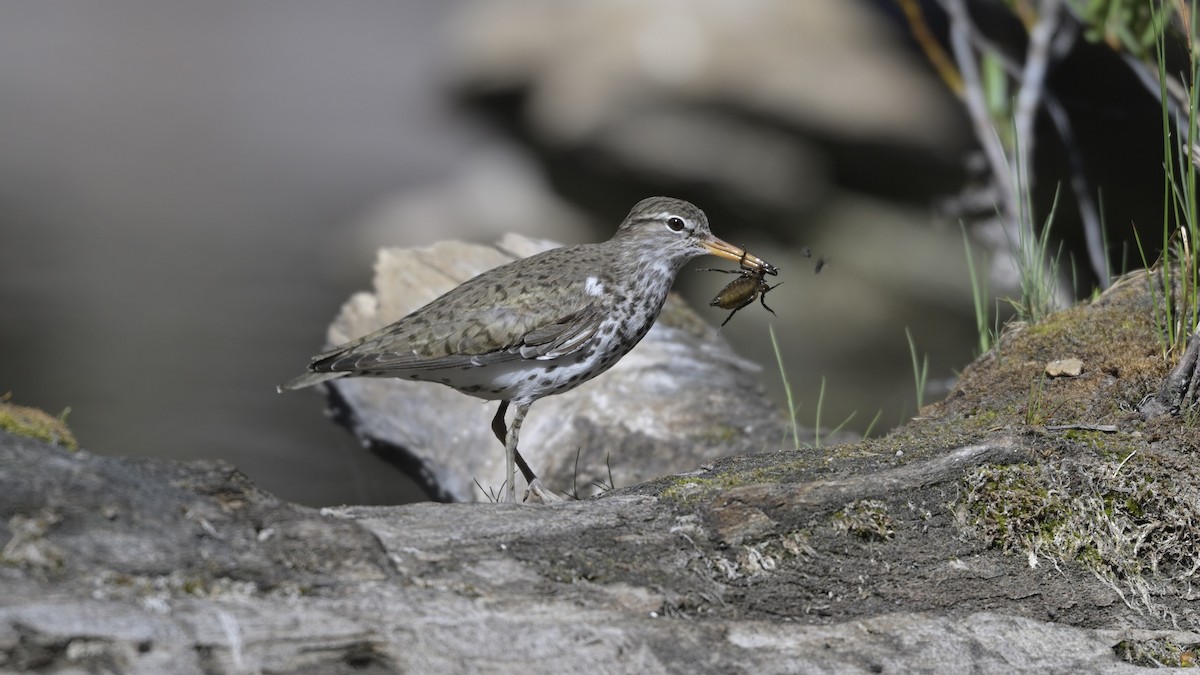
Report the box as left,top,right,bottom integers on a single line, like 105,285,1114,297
276,370,347,393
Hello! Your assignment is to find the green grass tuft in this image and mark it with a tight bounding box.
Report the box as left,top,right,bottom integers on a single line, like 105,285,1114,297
905,327,929,414
769,324,801,450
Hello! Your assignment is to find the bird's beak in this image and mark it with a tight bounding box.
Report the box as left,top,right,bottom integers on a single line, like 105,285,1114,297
702,237,779,275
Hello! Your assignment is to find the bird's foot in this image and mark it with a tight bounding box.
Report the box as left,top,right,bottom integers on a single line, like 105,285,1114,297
523,479,563,504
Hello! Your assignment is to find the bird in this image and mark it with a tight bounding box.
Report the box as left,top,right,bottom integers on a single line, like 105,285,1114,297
279,196,777,503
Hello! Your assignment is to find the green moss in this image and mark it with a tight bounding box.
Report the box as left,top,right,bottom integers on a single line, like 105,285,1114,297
961,452,1200,618
0,400,77,450
1115,637,1200,668
832,499,894,541
962,464,1068,553
659,476,718,504
659,468,777,505
654,437,903,506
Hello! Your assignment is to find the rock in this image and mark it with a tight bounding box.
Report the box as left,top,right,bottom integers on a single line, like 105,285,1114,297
0,432,393,590
0,511,64,573
447,0,959,147
1045,357,1083,378
445,0,964,214
2,430,1195,673
311,235,798,502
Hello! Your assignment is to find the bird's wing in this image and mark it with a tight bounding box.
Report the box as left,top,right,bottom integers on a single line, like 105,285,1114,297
305,246,611,375
312,302,604,375
517,305,604,359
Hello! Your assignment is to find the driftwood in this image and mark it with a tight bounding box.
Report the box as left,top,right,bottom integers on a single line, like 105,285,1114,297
1141,329,1200,418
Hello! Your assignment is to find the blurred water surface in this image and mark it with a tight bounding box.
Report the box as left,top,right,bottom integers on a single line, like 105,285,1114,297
0,1,488,504
0,1,978,506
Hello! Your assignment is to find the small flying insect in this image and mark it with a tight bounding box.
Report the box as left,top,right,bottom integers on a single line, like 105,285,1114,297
699,251,781,326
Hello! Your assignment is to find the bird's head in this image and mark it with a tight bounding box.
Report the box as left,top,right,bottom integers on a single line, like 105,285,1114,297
615,197,777,275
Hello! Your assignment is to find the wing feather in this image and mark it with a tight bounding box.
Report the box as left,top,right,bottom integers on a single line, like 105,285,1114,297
312,304,603,375
302,244,609,377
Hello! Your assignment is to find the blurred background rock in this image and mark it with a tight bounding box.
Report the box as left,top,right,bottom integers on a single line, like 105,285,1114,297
0,0,982,505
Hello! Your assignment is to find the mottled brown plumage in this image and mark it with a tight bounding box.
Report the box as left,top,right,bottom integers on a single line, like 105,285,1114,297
281,197,776,503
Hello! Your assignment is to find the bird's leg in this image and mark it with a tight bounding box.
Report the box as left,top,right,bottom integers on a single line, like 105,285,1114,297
491,401,538,487
502,403,532,503
494,401,561,504
490,401,508,444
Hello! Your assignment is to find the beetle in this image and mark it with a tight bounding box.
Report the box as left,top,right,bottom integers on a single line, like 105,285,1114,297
699,250,781,326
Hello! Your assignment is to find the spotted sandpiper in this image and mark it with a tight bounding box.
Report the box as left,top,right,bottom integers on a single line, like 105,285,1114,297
279,196,777,503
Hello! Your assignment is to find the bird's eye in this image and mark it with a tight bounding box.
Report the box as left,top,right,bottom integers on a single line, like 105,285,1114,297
666,216,686,232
